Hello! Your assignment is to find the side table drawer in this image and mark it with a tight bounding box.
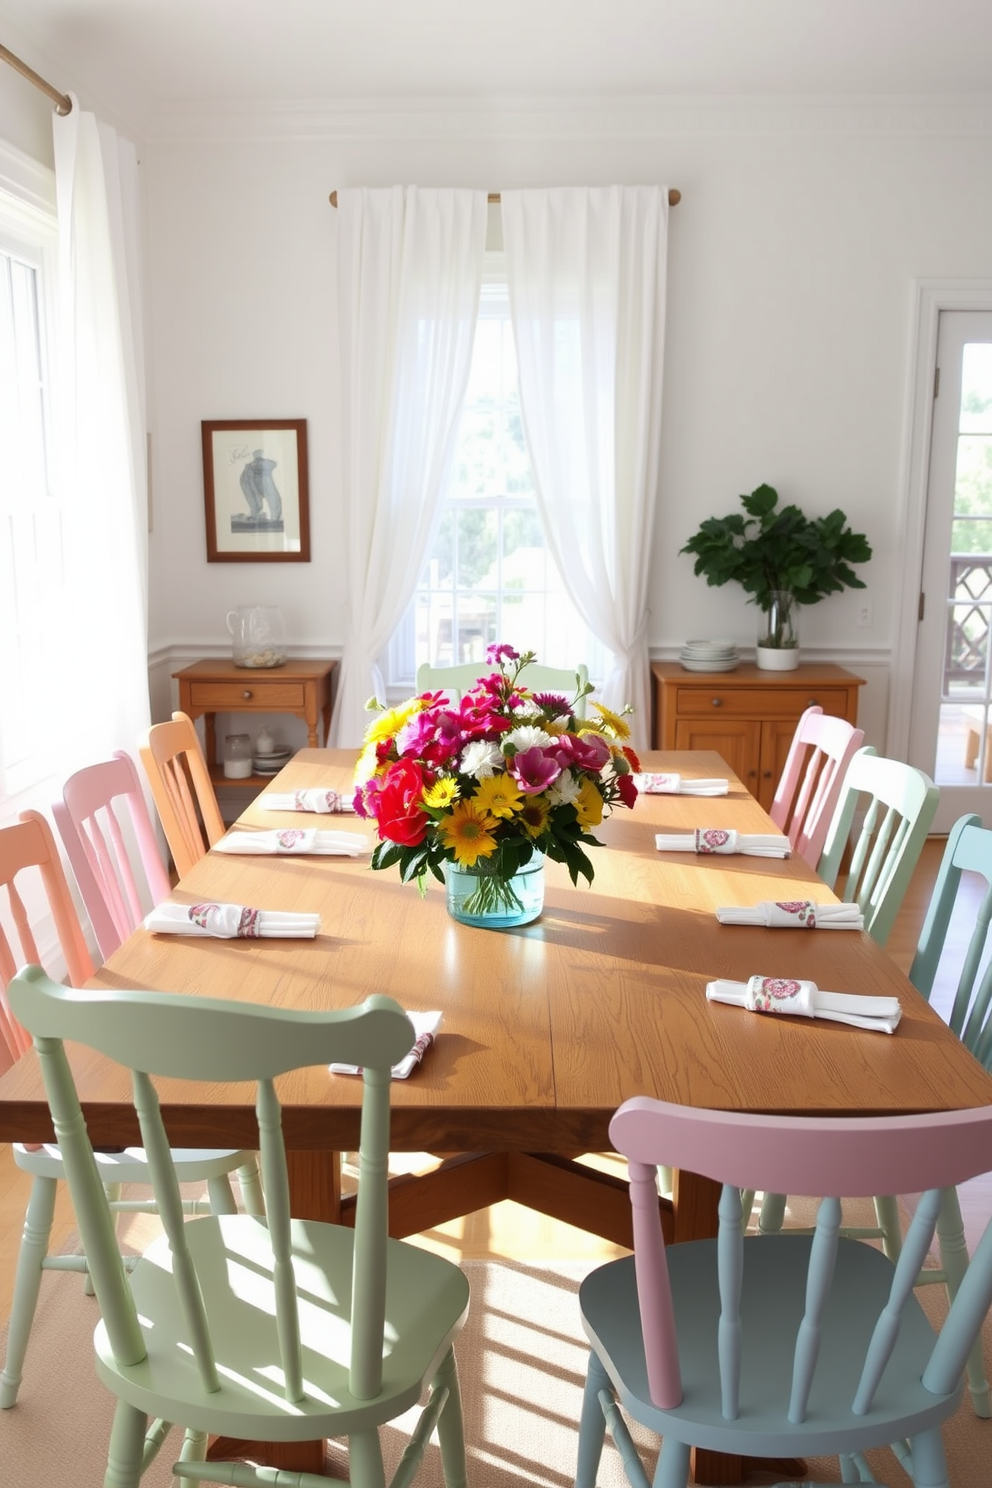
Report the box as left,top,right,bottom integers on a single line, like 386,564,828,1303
187,680,307,710
675,685,850,718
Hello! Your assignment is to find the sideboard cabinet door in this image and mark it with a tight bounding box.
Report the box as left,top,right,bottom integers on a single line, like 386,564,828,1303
651,663,865,812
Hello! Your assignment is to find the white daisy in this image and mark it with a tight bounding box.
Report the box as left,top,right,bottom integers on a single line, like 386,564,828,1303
547,769,581,806
504,724,552,753
460,740,504,779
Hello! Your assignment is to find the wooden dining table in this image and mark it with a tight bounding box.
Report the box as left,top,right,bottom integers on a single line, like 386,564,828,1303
3,748,992,1484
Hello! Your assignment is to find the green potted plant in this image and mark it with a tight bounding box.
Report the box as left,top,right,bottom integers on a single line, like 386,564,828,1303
679,483,872,671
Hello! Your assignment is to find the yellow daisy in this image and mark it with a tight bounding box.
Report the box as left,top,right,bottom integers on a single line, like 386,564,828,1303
364,699,423,746
423,777,460,810
574,777,605,828
518,797,550,838
354,742,383,786
472,773,524,820
590,701,632,740
438,800,499,866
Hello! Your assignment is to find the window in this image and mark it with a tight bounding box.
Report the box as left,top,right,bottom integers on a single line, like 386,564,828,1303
387,262,603,694
0,214,63,802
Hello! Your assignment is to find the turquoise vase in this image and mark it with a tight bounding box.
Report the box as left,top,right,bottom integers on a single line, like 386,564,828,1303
444,852,545,928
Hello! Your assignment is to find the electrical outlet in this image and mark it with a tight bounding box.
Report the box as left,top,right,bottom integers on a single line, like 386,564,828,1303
856,600,872,628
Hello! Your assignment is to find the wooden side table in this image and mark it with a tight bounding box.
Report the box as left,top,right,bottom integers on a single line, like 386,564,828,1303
173,658,337,786
651,661,865,812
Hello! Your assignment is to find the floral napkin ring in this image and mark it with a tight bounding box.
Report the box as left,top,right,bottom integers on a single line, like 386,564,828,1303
694,828,739,854
766,901,817,928
744,975,815,1016
189,903,261,938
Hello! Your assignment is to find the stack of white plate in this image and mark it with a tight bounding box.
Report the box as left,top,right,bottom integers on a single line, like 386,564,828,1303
252,744,293,776
679,639,739,673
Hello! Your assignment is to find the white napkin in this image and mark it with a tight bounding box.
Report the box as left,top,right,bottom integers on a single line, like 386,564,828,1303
329,1011,443,1080
635,772,729,796
144,901,321,939
212,829,368,856
261,789,355,814
654,828,790,858
715,900,864,930
706,976,901,1033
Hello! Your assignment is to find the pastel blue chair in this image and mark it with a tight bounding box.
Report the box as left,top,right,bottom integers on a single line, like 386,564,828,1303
576,1095,992,1488
416,660,590,717
9,967,470,1488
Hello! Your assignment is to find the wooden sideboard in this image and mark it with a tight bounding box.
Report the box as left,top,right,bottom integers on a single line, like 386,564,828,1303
173,658,337,786
650,661,865,812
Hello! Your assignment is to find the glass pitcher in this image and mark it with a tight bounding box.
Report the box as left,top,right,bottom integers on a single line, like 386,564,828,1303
226,606,287,668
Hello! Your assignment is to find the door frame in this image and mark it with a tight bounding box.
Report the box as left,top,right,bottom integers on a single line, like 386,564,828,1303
889,280,992,769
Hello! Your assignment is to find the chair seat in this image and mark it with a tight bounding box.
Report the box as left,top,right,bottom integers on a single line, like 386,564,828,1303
95,1214,471,1441
12,1143,257,1182
580,1236,957,1460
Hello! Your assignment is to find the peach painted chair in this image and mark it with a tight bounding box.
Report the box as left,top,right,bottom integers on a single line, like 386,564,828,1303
576,1095,992,1488
0,810,261,1410
138,711,226,878
767,705,864,869
53,751,171,961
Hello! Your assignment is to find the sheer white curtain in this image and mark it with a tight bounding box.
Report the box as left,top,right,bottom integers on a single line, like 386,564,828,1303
331,187,487,745
502,187,668,753
53,96,150,765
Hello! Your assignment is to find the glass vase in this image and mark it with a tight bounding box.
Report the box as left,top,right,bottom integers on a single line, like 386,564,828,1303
756,589,800,670
444,852,545,928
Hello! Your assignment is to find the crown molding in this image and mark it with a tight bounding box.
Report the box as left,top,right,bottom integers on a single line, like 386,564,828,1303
143,92,992,145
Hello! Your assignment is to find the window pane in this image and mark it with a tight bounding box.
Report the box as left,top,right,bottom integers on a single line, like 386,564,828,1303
960,344,992,435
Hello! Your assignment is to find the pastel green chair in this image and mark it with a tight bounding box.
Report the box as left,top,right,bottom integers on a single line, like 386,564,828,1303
815,745,939,948
416,660,590,718
9,967,470,1488
577,1095,992,1488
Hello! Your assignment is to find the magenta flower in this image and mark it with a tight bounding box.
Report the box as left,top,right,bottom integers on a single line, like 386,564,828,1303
509,745,562,795
556,731,611,772
486,642,520,665
533,692,570,713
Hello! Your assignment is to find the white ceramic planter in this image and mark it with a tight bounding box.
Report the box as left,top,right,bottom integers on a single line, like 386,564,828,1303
756,644,800,671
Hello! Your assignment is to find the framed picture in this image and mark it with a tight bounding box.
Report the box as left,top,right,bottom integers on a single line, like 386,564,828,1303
202,419,310,562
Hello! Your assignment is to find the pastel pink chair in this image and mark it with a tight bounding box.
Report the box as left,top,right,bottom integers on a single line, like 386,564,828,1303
53,751,171,961
576,1095,992,1488
0,811,262,1410
768,705,864,869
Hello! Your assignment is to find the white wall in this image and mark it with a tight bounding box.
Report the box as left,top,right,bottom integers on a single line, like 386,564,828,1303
9,93,992,751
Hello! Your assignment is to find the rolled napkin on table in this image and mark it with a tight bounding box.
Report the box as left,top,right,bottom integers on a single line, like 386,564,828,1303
212,828,368,856
654,828,790,858
715,900,864,930
329,1010,443,1080
144,901,321,939
706,975,901,1033
634,772,729,796
261,789,356,814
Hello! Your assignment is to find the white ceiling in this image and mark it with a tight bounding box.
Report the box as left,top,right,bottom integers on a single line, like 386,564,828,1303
2,0,992,132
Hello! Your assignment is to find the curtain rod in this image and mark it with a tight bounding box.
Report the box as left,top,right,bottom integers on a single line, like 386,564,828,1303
329,188,681,207
0,41,71,115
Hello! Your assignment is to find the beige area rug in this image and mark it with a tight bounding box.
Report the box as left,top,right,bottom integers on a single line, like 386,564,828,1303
1,1246,991,1487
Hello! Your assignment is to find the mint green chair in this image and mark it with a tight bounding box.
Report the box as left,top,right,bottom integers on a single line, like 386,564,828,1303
577,1096,992,1488
416,660,590,717
9,967,470,1488
816,746,939,948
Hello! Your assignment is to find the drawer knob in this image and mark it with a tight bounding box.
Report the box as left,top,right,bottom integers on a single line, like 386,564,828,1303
710,697,723,708
242,689,253,700
808,698,818,707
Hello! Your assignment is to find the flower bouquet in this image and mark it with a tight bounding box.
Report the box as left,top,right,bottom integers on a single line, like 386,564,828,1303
353,645,640,925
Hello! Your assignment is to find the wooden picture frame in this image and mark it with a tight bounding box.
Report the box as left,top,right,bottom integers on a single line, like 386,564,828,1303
202,419,310,562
